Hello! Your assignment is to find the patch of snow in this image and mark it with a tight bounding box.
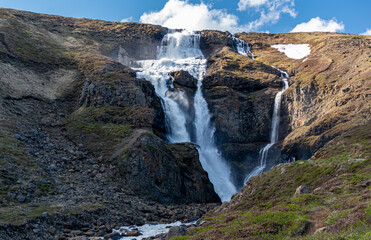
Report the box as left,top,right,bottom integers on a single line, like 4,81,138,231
271,44,311,59
113,221,196,240
302,58,308,62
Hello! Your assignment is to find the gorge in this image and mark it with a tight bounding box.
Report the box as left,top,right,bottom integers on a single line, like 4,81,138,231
0,8,370,240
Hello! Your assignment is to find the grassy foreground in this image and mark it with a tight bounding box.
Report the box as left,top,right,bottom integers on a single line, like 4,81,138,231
177,156,370,240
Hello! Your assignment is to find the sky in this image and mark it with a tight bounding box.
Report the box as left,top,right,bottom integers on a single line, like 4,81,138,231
0,0,370,35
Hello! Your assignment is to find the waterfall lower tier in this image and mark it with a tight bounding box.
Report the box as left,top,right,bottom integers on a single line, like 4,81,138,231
194,77,237,201
128,30,237,201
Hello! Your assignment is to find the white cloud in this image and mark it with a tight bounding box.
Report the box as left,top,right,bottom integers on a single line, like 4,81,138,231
121,17,133,23
238,0,268,10
139,0,296,33
139,0,239,32
237,0,297,32
291,17,344,33
360,29,371,35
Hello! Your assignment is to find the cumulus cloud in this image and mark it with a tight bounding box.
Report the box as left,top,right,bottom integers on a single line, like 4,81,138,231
120,17,133,23
291,17,344,33
237,0,297,32
360,29,371,35
139,0,297,33
139,0,239,32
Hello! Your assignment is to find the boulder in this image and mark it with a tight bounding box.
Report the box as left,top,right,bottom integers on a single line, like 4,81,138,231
294,186,312,197
314,227,327,234
166,226,187,240
125,230,140,236
171,71,197,89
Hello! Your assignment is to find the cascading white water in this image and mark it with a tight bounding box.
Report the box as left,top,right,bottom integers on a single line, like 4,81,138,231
131,30,236,201
244,71,289,183
193,65,237,202
232,37,290,184
233,36,254,59
133,30,206,143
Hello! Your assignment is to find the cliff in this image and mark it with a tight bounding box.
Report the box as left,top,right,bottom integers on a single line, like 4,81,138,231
198,30,370,187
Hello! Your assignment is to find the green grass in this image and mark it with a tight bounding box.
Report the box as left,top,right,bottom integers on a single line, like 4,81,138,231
0,202,104,225
0,204,61,225
64,106,132,158
186,157,370,240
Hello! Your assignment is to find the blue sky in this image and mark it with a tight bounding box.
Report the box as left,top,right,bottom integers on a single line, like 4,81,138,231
1,0,370,34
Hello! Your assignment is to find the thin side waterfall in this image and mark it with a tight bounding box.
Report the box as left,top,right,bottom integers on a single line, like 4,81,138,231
129,30,237,201
244,76,289,183
232,36,254,59
233,37,290,184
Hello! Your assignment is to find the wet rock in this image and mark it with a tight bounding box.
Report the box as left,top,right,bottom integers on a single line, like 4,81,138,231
294,186,312,197
166,226,187,240
171,71,197,89
125,230,140,236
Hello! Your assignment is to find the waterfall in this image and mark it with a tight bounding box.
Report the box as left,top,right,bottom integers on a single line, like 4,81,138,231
232,36,254,59
244,71,289,184
133,30,206,143
129,30,237,201
193,63,237,202
232,37,290,184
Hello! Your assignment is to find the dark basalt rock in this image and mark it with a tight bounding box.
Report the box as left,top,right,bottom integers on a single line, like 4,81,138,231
78,73,166,135
112,129,221,204
171,70,197,89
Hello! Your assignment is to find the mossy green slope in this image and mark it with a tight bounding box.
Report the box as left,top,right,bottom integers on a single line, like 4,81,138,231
182,157,370,239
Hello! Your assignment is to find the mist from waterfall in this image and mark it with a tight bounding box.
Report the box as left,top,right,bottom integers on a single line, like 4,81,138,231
129,30,237,201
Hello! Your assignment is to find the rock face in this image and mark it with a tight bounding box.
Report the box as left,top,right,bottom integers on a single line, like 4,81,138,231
236,32,371,160
199,31,371,187
78,72,165,134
